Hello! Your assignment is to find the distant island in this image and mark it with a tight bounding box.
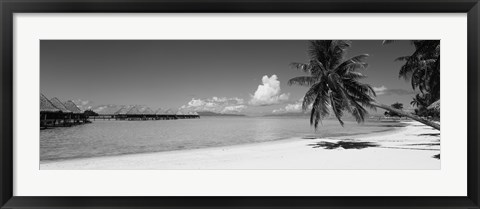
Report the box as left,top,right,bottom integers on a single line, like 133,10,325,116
197,111,246,117
263,112,309,117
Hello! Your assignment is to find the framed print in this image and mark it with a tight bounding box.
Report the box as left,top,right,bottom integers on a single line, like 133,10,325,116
1,0,479,208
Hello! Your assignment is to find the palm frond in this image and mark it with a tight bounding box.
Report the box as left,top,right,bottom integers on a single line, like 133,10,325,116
310,89,330,129
382,40,396,45
329,91,345,126
302,82,322,111
308,40,331,67
335,54,369,74
328,40,352,69
344,71,368,80
349,100,368,123
312,60,327,74
394,56,410,62
288,76,317,87
342,81,377,111
289,62,311,73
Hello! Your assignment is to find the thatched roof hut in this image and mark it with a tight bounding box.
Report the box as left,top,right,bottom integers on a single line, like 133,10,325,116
114,106,130,115
63,100,83,114
138,106,155,115
154,108,164,115
94,105,124,115
50,97,72,113
40,93,61,112
428,100,440,111
164,108,177,116
176,110,187,116
126,106,143,115
187,111,199,116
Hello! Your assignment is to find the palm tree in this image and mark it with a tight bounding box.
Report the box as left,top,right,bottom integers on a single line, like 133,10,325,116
410,94,422,107
410,93,433,108
385,102,404,118
289,40,440,130
384,40,440,105
391,102,403,110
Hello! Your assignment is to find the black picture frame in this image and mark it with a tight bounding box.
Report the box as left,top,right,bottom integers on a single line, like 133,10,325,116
1,0,479,208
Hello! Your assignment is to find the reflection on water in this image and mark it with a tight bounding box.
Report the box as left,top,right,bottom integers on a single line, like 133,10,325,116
40,117,399,162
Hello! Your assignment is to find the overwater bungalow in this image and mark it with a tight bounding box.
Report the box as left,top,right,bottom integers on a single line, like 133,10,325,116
154,108,164,114
154,108,166,120
49,97,73,126
152,108,172,120
63,100,88,124
114,106,131,120
138,106,152,113
93,105,124,120
119,105,155,120
40,93,62,128
126,106,142,114
177,111,200,119
125,106,145,120
175,110,199,119
163,108,178,120
188,111,200,119
139,106,156,120
87,104,199,121
176,110,188,119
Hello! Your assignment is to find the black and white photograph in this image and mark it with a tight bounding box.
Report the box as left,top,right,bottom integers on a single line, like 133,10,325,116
39,40,441,170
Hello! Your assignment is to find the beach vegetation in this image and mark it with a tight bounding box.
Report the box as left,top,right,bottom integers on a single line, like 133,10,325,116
83,109,99,117
384,102,404,118
288,40,440,130
383,40,440,120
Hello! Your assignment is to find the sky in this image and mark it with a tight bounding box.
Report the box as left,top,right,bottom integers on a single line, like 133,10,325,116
41,40,421,116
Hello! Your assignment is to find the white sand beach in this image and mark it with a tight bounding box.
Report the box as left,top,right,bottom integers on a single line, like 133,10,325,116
40,121,440,170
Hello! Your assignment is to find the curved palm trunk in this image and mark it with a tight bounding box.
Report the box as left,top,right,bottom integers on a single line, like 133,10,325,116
370,101,440,130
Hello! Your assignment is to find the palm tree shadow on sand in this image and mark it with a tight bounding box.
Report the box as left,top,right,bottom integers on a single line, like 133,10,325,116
309,140,379,150
418,133,440,137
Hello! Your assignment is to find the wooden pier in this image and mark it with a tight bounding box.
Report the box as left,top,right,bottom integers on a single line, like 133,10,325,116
41,93,200,130
89,114,199,121
90,106,200,121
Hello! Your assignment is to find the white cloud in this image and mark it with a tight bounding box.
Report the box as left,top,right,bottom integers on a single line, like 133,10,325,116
181,97,247,113
272,108,285,113
373,85,388,95
222,105,247,113
205,102,217,108
188,99,205,107
211,96,244,104
72,99,95,111
285,102,302,112
373,85,414,96
272,98,309,114
249,75,289,106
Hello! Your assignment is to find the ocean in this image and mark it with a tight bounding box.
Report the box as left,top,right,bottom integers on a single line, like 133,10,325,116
40,116,403,162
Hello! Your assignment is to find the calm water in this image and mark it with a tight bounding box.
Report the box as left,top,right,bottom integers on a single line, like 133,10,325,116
40,117,402,162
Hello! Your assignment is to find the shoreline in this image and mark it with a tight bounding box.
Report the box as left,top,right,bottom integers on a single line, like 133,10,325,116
40,120,401,164
40,121,440,170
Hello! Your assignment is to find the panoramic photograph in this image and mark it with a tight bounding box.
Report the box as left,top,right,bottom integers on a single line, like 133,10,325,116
40,40,440,170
